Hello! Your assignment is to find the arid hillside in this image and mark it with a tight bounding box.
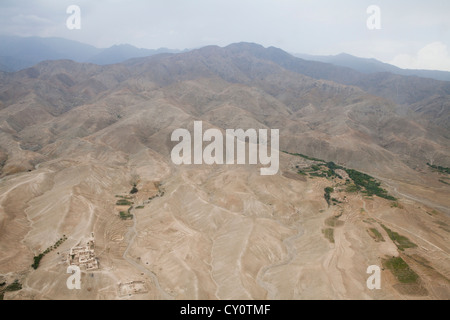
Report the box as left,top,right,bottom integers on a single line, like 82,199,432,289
0,43,449,300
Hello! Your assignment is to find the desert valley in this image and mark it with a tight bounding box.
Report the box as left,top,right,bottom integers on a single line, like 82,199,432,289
0,42,449,300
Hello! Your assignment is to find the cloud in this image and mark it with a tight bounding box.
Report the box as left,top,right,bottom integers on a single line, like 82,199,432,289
0,0,449,62
11,14,53,24
390,42,450,72
0,12,59,37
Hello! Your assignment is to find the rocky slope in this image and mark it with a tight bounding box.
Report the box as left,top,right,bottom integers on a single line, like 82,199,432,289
0,43,449,300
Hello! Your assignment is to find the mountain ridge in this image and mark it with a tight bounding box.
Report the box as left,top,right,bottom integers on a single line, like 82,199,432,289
1,41,449,177
0,35,183,72
2,35,450,83
0,41,449,300
295,52,450,82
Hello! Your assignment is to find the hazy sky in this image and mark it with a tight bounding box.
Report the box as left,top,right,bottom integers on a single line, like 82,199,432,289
1,0,449,71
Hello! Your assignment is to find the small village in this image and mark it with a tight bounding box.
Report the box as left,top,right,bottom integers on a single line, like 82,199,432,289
68,236,99,271
118,281,149,297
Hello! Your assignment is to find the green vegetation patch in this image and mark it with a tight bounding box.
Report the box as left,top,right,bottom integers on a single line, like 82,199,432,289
5,280,22,292
427,163,450,174
380,224,417,251
285,151,396,200
391,202,399,208
433,221,450,233
322,228,335,243
306,162,343,179
309,172,327,178
382,257,419,284
116,195,132,199
434,220,448,227
324,187,334,194
324,188,332,205
130,186,138,194
324,187,334,206
1,279,23,299
345,169,396,200
345,184,360,193
363,218,377,224
325,216,344,228
368,228,385,242
324,162,344,179
32,235,67,270
116,199,133,206
119,211,134,220
32,254,44,270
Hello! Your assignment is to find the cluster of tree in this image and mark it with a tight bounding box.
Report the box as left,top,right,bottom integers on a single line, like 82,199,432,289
130,183,139,194
5,280,22,292
324,187,334,206
0,280,22,300
32,235,67,270
427,163,450,174
344,169,396,200
310,172,327,178
286,151,395,200
324,162,344,179
325,162,340,170
300,163,338,179
116,199,133,206
119,211,133,220
32,254,44,270
303,161,344,180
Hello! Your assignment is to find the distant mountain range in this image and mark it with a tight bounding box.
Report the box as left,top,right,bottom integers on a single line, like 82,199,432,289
1,41,449,176
0,36,184,72
0,42,449,300
1,36,450,84
295,52,450,82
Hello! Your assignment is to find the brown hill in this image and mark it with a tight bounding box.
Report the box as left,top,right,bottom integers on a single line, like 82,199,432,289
0,43,449,300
